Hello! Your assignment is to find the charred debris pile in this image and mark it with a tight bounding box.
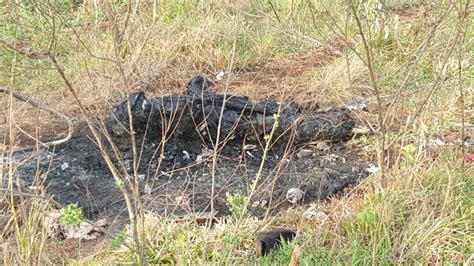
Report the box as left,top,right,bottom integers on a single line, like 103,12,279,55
105,76,356,169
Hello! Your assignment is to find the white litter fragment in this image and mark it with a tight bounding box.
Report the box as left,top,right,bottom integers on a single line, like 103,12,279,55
286,188,303,204
182,150,191,160
60,162,69,171
430,138,445,147
365,164,380,174
347,99,368,111
196,148,212,163
252,201,260,208
243,144,257,151
216,70,225,81
352,127,371,135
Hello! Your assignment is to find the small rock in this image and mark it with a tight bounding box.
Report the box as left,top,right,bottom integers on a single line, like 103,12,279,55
44,210,107,240
95,218,107,227
44,210,62,238
315,211,330,223
303,205,330,223
297,149,313,159
315,142,330,151
64,220,106,240
286,188,303,204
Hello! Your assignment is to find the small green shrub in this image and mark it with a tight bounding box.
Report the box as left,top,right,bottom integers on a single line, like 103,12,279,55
225,191,248,220
59,203,84,227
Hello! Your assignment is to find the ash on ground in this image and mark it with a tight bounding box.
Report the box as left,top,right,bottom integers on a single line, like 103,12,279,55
7,76,369,221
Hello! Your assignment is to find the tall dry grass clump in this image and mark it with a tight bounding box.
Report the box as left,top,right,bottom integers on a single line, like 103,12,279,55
1,0,472,264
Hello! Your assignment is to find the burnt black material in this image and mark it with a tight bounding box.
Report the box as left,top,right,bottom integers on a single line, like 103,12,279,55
105,75,354,148
11,76,367,223
255,228,297,256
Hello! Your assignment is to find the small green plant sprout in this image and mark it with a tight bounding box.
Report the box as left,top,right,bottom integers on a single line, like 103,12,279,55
401,143,417,164
115,178,124,189
111,229,126,249
59,203,84,227
225,191,248,220
263,134,270,142
272,113,280,128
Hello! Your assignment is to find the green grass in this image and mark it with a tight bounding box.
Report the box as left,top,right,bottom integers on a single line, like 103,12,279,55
1,0,473,264
0,0,338,92
0,1,107,92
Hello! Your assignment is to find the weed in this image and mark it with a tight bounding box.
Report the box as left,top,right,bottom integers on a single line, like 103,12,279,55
401,143,417,164
59,203,84,227
1,1,472,264
225,191,248,221
111,229,126,249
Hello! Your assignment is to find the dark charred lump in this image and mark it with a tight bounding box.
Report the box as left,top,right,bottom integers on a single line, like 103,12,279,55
105,76,355,152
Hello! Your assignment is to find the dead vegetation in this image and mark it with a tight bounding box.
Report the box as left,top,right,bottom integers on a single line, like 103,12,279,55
1,0,473,264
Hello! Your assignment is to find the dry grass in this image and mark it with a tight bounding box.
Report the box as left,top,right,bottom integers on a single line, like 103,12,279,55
1,0,473,264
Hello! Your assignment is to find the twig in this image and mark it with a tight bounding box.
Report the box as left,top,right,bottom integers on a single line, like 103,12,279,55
456,1,470,170
407,1,470,128
348,0,386,184
0,88,74,152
